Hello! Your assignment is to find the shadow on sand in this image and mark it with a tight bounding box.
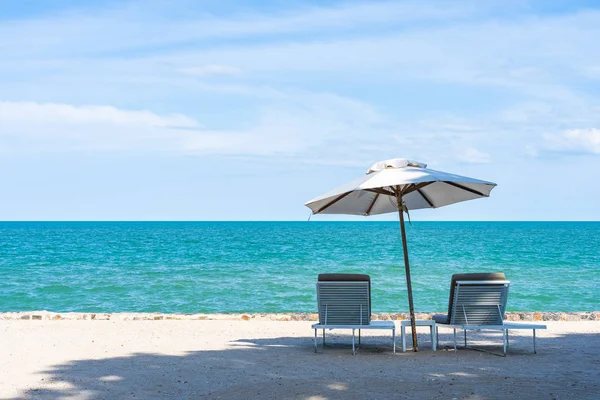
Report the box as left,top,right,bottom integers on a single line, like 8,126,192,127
18,330,600,399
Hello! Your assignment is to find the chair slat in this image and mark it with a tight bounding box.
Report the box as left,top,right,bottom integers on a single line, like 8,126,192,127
449,282,509,325
317,281,370,325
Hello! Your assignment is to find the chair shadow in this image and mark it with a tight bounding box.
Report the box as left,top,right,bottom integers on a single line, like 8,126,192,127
15,331,600,400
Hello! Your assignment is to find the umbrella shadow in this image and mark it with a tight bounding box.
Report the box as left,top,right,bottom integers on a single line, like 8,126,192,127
13,330,600,399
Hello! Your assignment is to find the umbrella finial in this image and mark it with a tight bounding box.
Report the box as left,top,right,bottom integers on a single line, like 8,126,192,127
366,158,426,174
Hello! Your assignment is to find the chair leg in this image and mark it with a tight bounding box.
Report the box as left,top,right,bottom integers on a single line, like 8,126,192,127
533,329,537,354
323,329,325,345
432,324,437,351
453,329,457,352
352,329,356,355
358,329,361,346
503,329,507,356
401,325,406,352
393,328,396,353
464,329,467,347
314,329,318,353
430,325,432,347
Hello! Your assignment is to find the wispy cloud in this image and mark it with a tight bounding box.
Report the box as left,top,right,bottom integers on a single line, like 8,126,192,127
0,0,497,58
458,147,491,164
1,1,600,167
0,101,199,153
543,128,600,154
2,1,600,220
0,94,388,158
0,101,196,127
179,65,241,77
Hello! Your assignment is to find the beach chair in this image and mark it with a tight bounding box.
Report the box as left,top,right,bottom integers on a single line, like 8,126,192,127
433,272,546,356
311,274,395,355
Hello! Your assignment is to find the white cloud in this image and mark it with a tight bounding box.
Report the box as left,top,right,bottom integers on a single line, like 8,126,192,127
2,1,600,166
498,102,555,124
179,65,241,76
0,96,388,157
524,145,539,158
0,101,196,127
578,65,600,80
161,91,389,156
543,128,600,154
420,122,484,132
0,1,493,58
8,1,599,104
0,95,484,167
124,8,600,103
457,147,491,164
0,101,199,152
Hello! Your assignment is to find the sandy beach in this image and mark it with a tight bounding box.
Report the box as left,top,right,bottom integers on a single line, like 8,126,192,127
1,320,599,399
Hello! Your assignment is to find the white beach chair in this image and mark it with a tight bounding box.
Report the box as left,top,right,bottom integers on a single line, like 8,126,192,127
433,272,546,356
311,274,395,355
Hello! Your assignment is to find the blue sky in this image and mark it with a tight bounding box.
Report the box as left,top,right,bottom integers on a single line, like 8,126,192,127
0,0,599,221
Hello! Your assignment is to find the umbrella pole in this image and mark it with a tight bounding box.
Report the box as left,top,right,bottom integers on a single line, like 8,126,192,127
397,194,419,352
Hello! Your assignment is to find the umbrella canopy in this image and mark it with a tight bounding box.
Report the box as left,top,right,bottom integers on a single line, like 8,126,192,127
306,158,496,216
305,158,497,351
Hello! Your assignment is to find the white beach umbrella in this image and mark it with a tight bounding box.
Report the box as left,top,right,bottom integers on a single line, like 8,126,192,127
305,158,497,351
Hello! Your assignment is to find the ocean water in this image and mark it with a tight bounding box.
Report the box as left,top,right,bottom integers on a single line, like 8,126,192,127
0,222,598,313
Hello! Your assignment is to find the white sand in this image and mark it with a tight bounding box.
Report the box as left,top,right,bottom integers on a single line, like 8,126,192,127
1,320,599,399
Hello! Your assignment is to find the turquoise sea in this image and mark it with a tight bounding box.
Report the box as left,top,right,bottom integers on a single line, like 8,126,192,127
0,222,598,313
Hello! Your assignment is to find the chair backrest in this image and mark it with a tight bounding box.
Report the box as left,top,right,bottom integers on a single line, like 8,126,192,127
449,279,510,325
445,272,506,323
317,274,371,325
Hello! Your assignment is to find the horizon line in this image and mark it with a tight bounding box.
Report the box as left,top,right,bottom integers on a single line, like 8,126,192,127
0,220,598,223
